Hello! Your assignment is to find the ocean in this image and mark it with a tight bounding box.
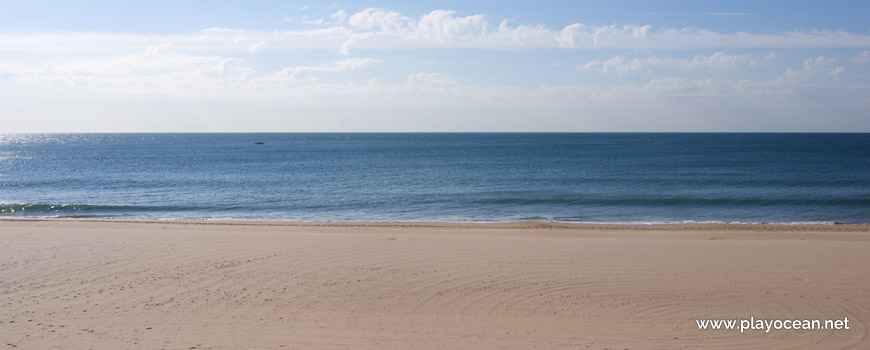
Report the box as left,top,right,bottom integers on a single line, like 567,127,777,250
1,133,868,224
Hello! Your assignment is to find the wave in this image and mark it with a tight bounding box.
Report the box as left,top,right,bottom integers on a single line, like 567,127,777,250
540,218,847,225
2,199,867,224
0,203,188,216
475,197,870,207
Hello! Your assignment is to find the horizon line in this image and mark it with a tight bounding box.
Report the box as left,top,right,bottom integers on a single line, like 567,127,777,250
2,131,869,134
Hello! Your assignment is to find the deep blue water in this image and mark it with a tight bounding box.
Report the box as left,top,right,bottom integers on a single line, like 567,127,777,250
1,133,868,224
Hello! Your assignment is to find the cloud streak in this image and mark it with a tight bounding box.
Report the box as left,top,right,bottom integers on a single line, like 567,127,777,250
0,51,379,97
700,12,757,16
270,58,379,80
577,52,757,74
2,8,870,56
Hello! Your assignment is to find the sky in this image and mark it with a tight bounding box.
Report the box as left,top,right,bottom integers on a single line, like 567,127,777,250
1,1,869,132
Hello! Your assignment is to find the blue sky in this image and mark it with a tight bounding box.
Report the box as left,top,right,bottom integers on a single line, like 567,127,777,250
2,1,869,132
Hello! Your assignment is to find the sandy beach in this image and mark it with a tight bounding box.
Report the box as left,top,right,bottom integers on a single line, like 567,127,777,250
1,219,869,349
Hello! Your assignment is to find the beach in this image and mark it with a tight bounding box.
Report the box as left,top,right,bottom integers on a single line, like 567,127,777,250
1,219,868,349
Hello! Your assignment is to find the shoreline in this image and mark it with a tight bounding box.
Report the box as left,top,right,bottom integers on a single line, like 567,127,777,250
3,216,870,231
0,216,870,231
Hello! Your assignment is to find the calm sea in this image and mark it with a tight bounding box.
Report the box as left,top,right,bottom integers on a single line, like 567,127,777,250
1,133,868,224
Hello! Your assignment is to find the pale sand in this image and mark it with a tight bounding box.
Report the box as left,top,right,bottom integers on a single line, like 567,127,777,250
1,219,869,349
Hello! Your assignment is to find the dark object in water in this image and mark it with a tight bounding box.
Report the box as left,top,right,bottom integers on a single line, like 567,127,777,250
254,142,264,145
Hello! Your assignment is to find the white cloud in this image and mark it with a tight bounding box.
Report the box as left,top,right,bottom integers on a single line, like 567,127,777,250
0,41,858,108
302,18,328,26
3,49,868,132
414,10,489,42
0,52,252,96
254,58,380,85
248,41,267,53
406,72,457,90
3,8,870,56
566,56,866,103
0,49,382,98
830,66,845,79
578,52,756,73
331,10,349,24
0,7,868,132
774,56,843,86
803,56,836,70
267,57,865,106
642,77,743,97
348,8,411,34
